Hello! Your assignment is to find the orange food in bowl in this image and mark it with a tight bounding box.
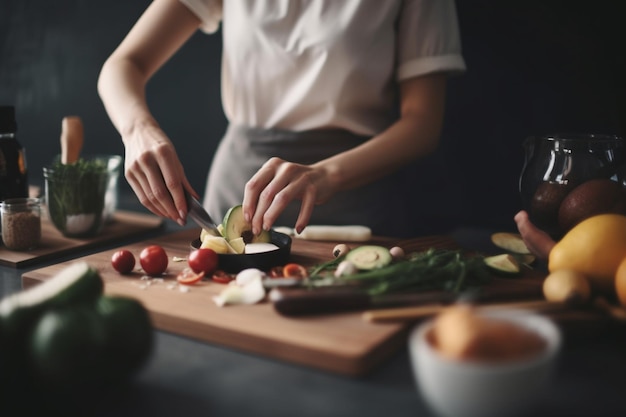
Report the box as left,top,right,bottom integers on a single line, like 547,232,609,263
409,306,561,417
430,305,546,362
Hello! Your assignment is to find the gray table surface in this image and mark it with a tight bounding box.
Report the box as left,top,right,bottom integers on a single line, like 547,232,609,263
1,197,626,417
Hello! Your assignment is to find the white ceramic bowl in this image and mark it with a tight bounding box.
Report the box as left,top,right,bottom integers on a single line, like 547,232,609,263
408,309,561,417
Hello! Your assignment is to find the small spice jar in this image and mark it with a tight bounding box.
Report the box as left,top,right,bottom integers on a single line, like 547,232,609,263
1,198,42,251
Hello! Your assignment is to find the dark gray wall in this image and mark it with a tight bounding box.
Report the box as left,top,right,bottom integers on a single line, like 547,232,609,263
1,0,624,233
0,0,226,199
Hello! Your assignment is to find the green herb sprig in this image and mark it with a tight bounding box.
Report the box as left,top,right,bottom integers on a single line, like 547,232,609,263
308,248,492,296
45,158,108,233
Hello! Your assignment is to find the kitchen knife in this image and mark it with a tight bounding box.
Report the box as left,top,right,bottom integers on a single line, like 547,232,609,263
185,190,222,236
269,284,543,316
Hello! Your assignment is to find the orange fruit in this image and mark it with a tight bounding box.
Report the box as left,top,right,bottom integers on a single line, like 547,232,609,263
615,257,626,307
548,214,626,294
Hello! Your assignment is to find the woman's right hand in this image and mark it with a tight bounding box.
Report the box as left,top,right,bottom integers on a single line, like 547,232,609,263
122,120,194,225
96,0,204,225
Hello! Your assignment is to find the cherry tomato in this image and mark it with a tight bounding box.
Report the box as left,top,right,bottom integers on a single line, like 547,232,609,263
139,245,168,276
188,248,218,275
211,270,235,284
282,263,308,278
268,266,284,278
176,268,205,286
111,249,135,274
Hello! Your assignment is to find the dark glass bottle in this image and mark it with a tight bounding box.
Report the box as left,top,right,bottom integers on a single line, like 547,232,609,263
0,106,29,202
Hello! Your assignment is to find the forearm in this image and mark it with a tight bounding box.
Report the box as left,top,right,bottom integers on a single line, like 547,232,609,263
316,114,440,193
316,74,446,195
97,58,158,142
97,0,202,142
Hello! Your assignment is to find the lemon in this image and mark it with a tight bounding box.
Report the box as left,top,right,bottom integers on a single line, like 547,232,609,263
548,214,626,293
542,269,591,304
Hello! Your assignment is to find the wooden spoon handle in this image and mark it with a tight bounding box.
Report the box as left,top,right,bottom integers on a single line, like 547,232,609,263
362,300,565,323
60,116,84,164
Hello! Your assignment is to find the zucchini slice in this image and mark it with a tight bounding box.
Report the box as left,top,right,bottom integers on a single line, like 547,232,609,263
345,245,392,270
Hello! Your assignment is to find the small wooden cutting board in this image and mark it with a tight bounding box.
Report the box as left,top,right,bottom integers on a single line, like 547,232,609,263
1,210,164,268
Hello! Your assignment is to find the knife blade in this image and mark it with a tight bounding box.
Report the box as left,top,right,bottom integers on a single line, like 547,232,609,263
185,190,221,236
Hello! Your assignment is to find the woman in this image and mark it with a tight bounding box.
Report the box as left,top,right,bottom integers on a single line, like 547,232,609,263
98,0,466,237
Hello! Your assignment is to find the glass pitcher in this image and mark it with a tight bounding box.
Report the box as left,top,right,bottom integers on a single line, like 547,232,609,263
519,133,626,239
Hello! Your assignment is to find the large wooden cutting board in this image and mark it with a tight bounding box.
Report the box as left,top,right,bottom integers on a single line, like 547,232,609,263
21,229,462,376
0,210,164,268
20,229,617,376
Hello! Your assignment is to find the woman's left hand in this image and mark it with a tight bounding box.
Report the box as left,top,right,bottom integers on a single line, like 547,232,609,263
242,157,334,235
241,73,448,236
514,210,556,260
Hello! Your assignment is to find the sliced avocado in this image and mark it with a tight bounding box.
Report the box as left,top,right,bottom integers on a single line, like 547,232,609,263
345,245,392,270
228,237,246,254
200,224,224,242
490,232,530,254
222,205,270,244
484,254,521,276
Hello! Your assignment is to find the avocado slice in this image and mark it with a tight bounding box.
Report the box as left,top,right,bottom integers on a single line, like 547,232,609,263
345,245,392,270
222,205,271,244
484,254,521,276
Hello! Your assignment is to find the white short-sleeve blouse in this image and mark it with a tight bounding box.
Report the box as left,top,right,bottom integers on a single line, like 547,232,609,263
179,0,466,136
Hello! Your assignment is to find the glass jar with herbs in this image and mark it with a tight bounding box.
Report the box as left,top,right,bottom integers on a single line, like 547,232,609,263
1,198,41,250
43,158,108,238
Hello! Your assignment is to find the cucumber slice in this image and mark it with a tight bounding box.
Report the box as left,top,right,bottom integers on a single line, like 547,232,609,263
490,232,531,254
345,245,392,270
222,205,270,244
484,254,521,276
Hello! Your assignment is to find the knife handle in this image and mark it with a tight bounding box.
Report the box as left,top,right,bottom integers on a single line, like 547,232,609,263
269,287,371,316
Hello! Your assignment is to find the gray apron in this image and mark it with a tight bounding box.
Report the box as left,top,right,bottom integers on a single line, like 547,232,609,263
203,124,413,237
